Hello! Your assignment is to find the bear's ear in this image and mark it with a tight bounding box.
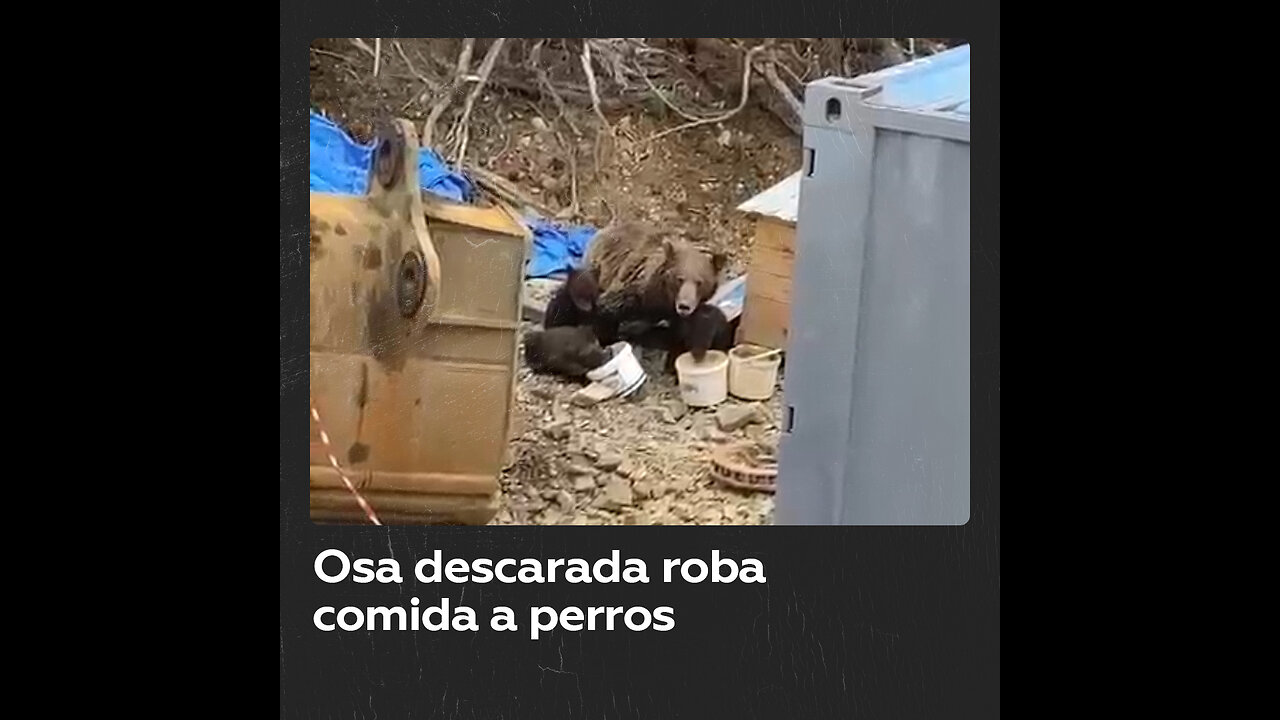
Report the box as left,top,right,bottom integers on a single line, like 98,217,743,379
710,251,728,274
662,238,678,262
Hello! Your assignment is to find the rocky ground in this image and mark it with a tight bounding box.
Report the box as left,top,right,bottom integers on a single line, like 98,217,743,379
311,38,801,525
496,316,783,526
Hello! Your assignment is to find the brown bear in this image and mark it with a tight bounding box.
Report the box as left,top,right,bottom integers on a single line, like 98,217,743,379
543,267,599,329
581,221,727,372
523,325,609,379
622,303,736,373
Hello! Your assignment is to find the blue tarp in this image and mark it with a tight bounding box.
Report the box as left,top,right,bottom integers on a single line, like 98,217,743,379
524,216,596,279
309,111,474,203
308,110,594,278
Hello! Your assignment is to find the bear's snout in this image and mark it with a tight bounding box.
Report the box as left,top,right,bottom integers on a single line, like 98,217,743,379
675,282,700,316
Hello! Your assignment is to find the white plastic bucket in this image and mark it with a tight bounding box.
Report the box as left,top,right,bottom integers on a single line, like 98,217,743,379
675,350,729,407
586,342,647,398
728,344,782,400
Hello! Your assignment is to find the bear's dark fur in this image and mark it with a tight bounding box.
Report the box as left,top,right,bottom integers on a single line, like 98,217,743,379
670,303,735,369
543,267,599,329
522,326,609,379
626,304,736,373
581,221,727,372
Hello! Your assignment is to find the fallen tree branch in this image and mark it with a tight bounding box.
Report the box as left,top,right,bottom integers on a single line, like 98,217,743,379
467,164,560,218
349,38,375,57
423,38,475,148
645,43,767,144
760,58,802,117
486,74,645,111
395,41,441,111
580,40,611,130
634,61,724,122
310,47,359,64
452,38,507,166
527,100,580,218
529,40,582,137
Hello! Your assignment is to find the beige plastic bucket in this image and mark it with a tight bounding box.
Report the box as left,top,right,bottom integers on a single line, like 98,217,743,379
675,350,729,407
728,344,782,400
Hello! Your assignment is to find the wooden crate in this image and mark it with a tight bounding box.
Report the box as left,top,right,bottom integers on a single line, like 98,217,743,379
737,216,796,350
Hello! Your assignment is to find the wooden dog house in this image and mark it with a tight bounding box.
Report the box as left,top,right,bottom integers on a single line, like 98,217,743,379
735,171,801,350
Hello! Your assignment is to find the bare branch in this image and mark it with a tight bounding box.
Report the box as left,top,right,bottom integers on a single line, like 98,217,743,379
467,164,560,218
423,38,475,148
395,41,441,111
645,43,768,144
452,38,507,166
349,38,375,57
310,47,358,64
373,38,382,77
634,61,723,122
760,59,803,117
580,40,610,130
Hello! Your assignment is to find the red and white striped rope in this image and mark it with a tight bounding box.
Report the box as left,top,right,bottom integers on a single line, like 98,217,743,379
310,400,382,526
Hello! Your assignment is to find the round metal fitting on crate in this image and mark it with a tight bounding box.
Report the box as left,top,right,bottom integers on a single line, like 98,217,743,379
396,250,427,318
373,123,404,189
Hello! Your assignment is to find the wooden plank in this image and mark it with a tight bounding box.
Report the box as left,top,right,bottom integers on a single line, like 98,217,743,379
738,219,797,350
737,295,791,350
746,273,792,305
754,219,797,252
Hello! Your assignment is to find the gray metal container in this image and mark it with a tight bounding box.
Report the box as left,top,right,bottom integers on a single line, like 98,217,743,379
776,46,971,525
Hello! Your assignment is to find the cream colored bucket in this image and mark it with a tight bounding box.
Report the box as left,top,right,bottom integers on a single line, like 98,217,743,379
675,350,729,407
728,344,782,400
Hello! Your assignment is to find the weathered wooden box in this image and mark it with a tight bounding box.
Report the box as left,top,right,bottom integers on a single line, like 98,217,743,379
735,171,801,351
309,120,530,525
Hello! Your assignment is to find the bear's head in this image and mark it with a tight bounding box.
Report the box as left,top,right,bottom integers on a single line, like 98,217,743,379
662,239,727,317
565,267,600,313
568,325,608,368
681,304,732,361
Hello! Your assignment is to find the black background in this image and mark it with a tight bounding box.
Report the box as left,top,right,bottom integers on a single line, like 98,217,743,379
282,4,999,717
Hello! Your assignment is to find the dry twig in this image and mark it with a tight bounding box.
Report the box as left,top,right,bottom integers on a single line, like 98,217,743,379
395,41,441,110
529,40,582,137
452,38,507,166
527,101,580,218
645,44,767,143
423,38,475,148
373,38,382,77
467,165,559,218
349,38,375,57
759,59,803,117
580,40,611,130
310,47,358,64
634,62,724,122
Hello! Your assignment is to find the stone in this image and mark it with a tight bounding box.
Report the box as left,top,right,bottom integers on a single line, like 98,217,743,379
571,384,614,407
528,386,556,401
662,399,688,423
595,452,624,472
602,477,633,509
544,420,571,441
716,404,762,432
573,475,596,492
